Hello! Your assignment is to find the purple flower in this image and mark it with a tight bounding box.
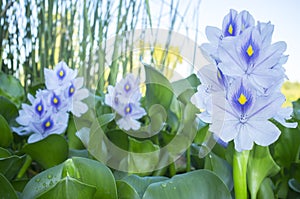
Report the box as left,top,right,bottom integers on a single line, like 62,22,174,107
105,73,146,130
209,80,286,151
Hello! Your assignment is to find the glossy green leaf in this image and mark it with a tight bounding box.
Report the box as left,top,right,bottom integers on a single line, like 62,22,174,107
144,64,173,110
22,157,118,199
272,127,300,168
205,152,233,191
0,155,26,181
21,163,65,199
0,96,18,124
116,181,140,199
70,157,118,198
22,134,68,169
142,170,231,199
97,113,116,126
67,116,84,149
37,177,97,199
0,173,18,199
289,178,300,193
0,114,13,147
291,162,300,183
171,74,200,97
257,178,275,199
0,147,11,158
0,72,25,107
121,175,168,198
127,137,160,174
247,145,280,199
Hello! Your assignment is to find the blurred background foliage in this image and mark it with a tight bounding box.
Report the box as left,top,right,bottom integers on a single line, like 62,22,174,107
0,0,201,93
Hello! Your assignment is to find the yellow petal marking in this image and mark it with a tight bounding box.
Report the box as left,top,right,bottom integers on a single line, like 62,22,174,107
59,70,64,77
37,105,42,111
53,97,58,104
45,121,51,127
228,24,233,35
246,45,254,57
238,93,247,105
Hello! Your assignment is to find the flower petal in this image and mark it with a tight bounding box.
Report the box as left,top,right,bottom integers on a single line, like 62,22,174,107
246,120,281,146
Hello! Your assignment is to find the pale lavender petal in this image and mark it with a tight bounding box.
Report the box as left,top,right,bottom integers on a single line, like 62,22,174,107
234,124,254,152
247,120,281,146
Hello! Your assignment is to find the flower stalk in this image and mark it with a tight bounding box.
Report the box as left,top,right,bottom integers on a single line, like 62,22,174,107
233,150,250,199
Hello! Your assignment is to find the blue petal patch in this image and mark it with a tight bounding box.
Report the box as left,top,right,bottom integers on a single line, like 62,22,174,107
57,67,66,80
68,84,75,97
232,83,253,114
42,117,54,131
51,94,61,108
35,100,44,116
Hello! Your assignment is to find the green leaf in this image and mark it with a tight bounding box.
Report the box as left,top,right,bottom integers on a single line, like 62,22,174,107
205,152,233,191
22,157,118,199
272,127,300,168
247,145,280,199
21,163,65,199
0,173,18,199
142,170,231,199
0,96,18,124
70,157,118,198
0,72,25,107
121,175,168,198
257,178,275,199
144,63,174,110
0,147,11,158
289,178,300,193
0,114,13,147
127,137,160,174
22,134,68,169
67,116,84,149
0,155,26,181
171,74,200,97
116,181,140,199
37,177,97,199
97,113,115,126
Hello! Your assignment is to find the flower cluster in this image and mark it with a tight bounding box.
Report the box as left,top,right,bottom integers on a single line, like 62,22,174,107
105,74,146,131
13,62,89,143
192,9,297,151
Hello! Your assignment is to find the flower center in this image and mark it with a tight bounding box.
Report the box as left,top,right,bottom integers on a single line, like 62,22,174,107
35,101,44,116
238,93,248,105
43,117,54,131
239,114,248,123
124,83,131,92
246,44,254,57
68,85,75,97
124,104,132,115
57,68,66,80
228,24,233,35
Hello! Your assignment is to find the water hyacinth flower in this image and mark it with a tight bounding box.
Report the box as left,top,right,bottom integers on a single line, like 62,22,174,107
201,9,254,63
105,73,146,130
218,26,287,94
209,80,286,152
192,9,297,151
12,91,69,143
13,62,89,143
44,61,89,117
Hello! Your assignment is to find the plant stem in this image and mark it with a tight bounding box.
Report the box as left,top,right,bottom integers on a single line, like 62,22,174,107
186,146,191,172
233,150,250,199
17,155,32,179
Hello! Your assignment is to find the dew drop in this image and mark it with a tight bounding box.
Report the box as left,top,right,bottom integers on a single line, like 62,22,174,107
43,183,46,186
50,181,54,186
35,178,41,182
47,174,53,179
161,183,167,188
173,187,177,190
